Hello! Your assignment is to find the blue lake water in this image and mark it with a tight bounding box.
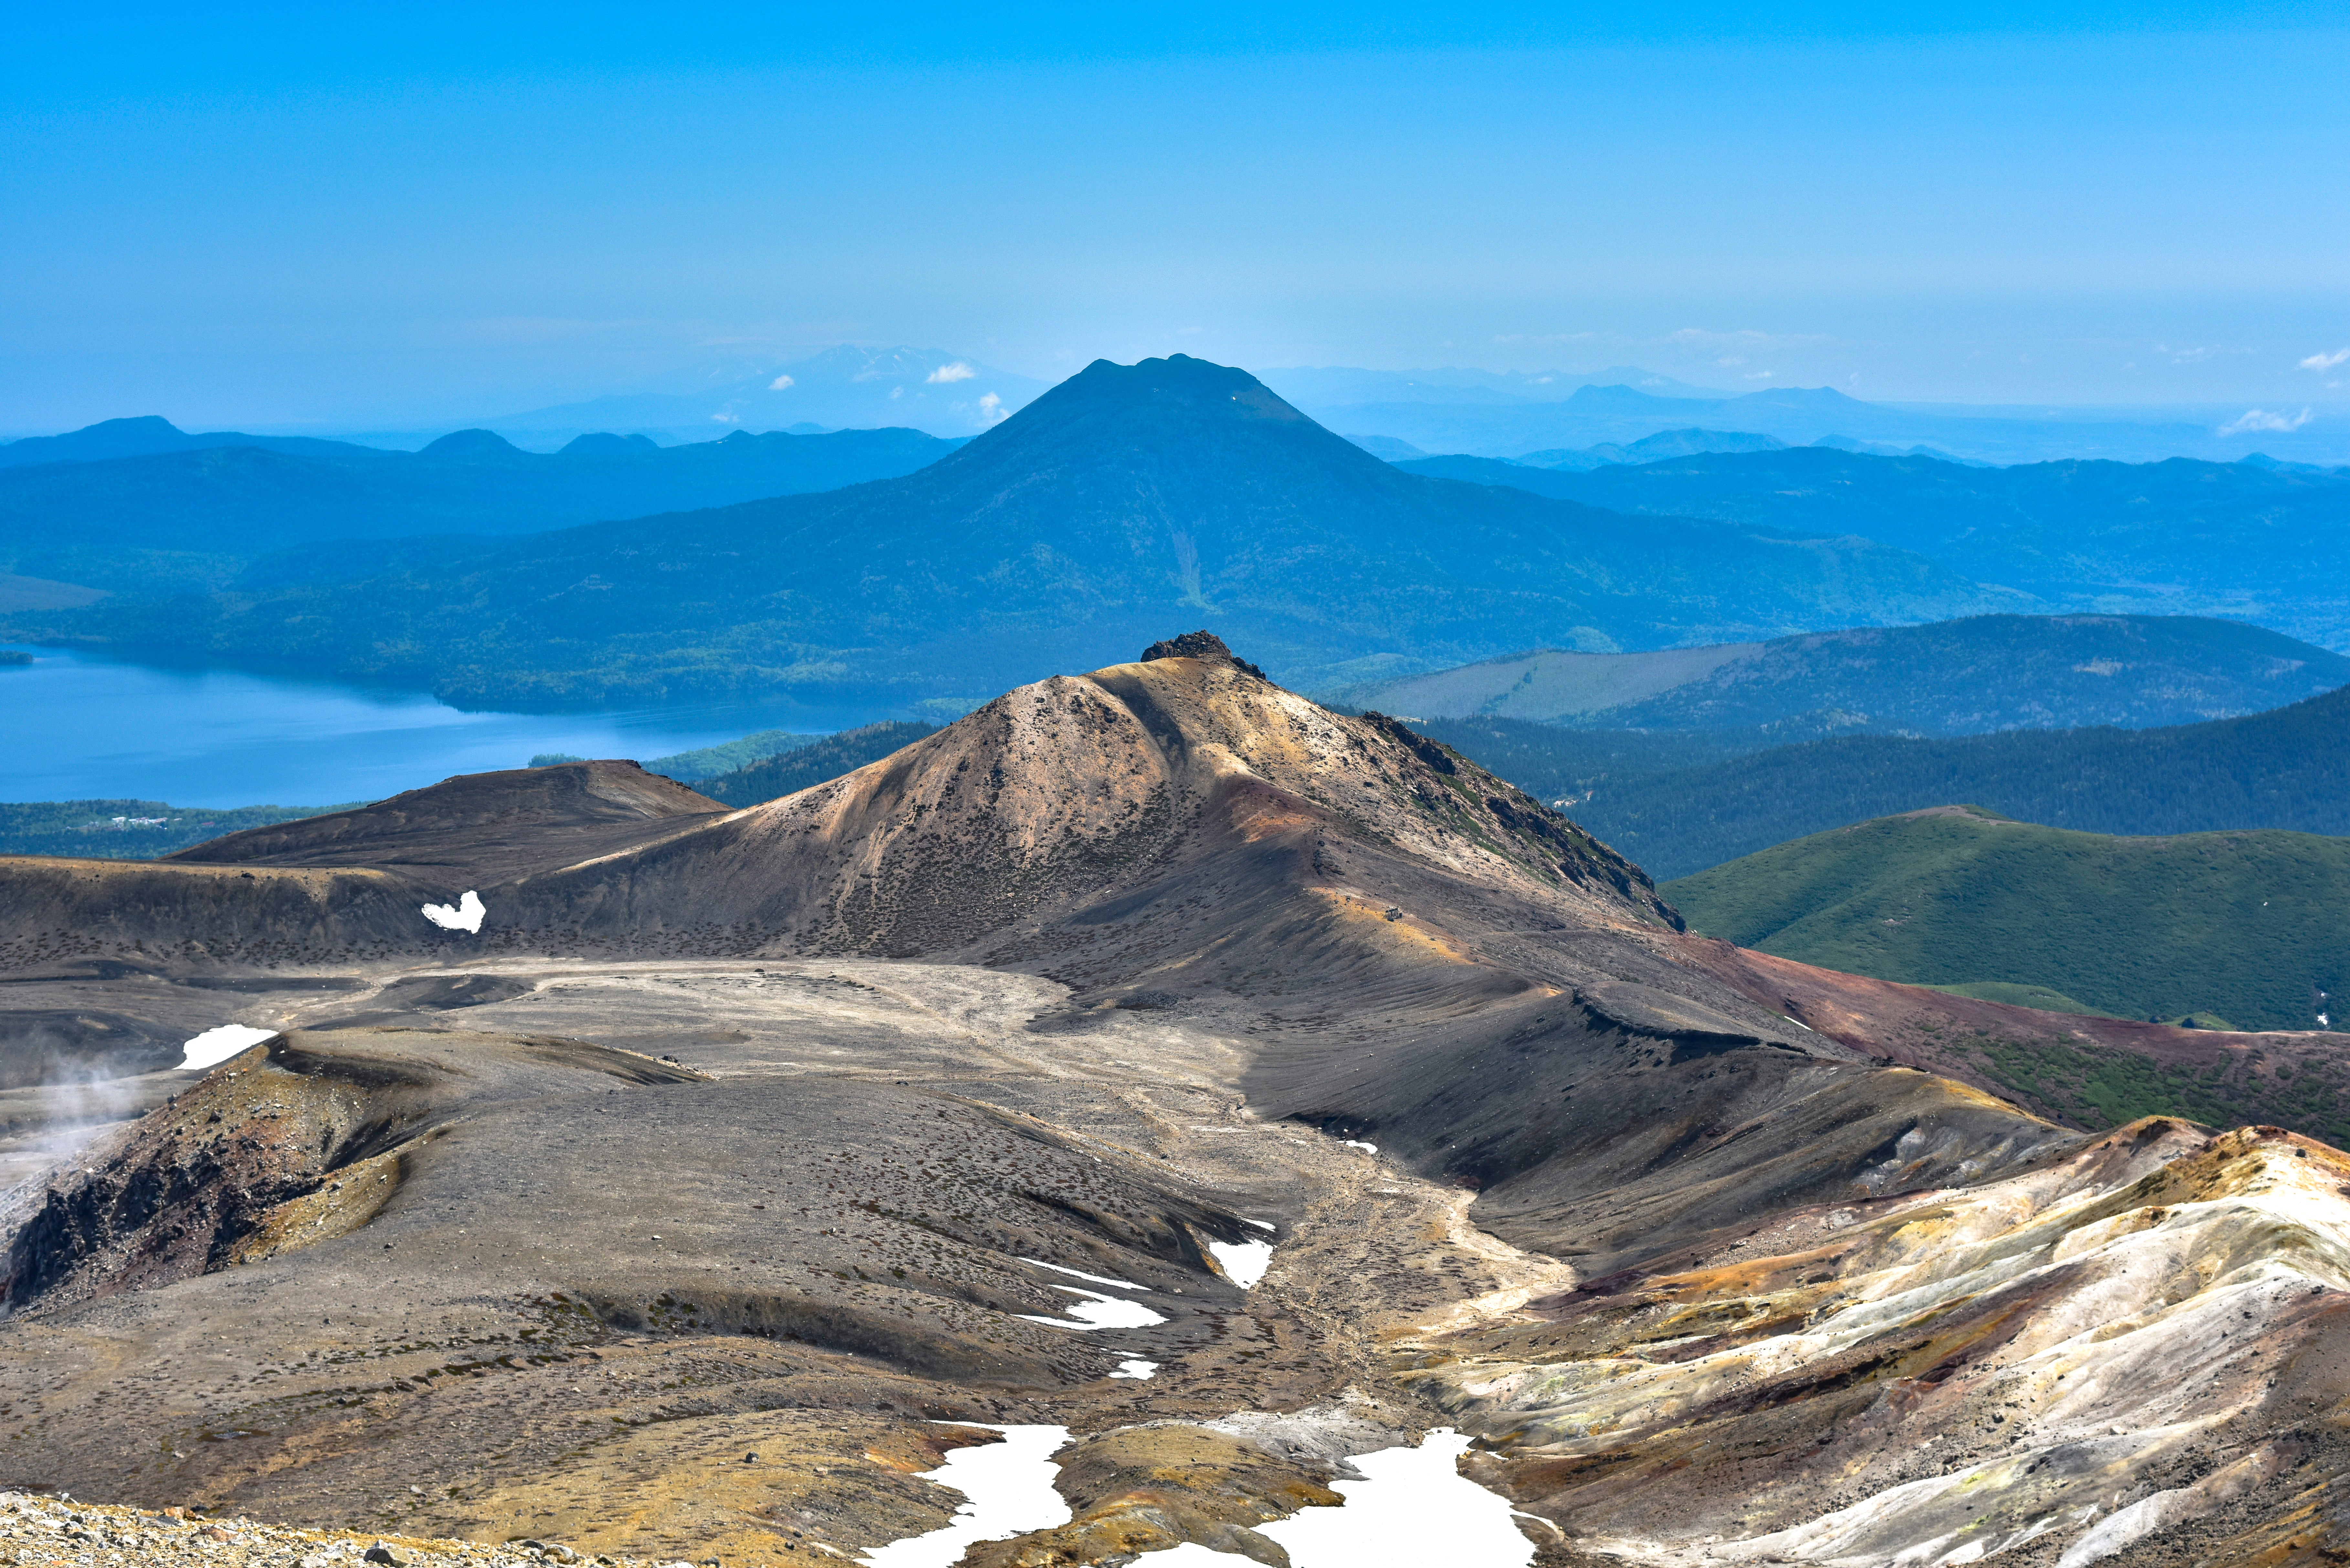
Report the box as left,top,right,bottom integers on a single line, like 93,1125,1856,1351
0,645,879,805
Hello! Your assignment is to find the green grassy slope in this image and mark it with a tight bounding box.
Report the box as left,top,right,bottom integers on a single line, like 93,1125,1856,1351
1530,681,2350,879
1662,805,2347,1032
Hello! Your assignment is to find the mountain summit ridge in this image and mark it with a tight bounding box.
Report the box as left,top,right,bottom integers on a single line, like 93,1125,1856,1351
13,355,2017,708
6,639,2350,1566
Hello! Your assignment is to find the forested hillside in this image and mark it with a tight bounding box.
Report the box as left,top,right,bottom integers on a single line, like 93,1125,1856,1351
1430,683,2350,879
1664,805,2348,1031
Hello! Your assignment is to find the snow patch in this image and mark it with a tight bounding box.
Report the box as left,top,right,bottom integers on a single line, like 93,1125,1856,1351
865,1424,1072,1568
1244,1217,1275,1231
1014,1284,1169,1330
1109,1359,1159,1380
1140,1429,1532,1567
1342,1140,1379,1153
421,889,485,932
1210,1239,1274,1288
180,1025,277,1071
1020,1256,1148,1291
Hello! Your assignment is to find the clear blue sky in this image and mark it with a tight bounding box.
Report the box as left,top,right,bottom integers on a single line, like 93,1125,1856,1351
5,2,2346,432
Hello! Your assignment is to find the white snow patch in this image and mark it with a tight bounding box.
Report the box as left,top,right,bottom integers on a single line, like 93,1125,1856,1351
1243,1217,1275,1231
1014,1284,1168,1331
865,1424,1072,1568
1140,1429,1532,1567
1342,1140,1379,1153
1109,1359,1159,1380
179,1025,277,1071
421,889,485,932
1020,1256,1149,1291
1210,1239,1274,1288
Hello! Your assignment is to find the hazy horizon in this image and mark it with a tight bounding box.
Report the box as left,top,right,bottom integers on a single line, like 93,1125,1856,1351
7,4,2347,435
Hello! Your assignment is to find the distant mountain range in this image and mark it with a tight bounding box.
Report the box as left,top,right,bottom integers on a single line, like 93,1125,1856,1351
0,414,370,469
1260,364,1730,406
472,344,1050,444
1663,804,2348,1034
0,420,961,597
1304,379,2350,466
1332,614,2350,733
6,356,2013,711
1418,445,2350,649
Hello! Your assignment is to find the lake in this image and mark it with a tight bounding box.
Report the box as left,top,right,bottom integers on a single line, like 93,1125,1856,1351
0,645,884,805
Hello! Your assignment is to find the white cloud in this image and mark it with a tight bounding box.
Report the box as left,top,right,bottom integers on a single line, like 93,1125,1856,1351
890,385,903,399
926,361,977,384
2217,407,2314,437
768,374,795,391
1666,326,1831,353
978,392,1006,423
2300,347,2350,373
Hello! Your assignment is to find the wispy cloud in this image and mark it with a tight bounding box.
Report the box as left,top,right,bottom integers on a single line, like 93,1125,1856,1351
2300,347,2350,373
768,374,795,391
2217,407,2313,437
1665,327,1831,356
926,361,977,384
978,392,1006,423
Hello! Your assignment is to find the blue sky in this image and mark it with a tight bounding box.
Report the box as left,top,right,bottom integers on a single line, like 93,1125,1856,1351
5,2,2347,432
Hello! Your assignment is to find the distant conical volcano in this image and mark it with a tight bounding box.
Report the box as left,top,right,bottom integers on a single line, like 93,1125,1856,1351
38,354,2012,709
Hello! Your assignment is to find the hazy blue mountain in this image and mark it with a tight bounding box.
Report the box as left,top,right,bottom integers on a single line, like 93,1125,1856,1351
1396,427,1793,490
12,356,2013,711
479,345,1049,443
0,424,963,597
1331,614,2350,732
0,415,374,469
1306,383,2350,465
1342,433,1429,460
1262,364,1727,407
1459,447,2350,648
1518,428,1790,469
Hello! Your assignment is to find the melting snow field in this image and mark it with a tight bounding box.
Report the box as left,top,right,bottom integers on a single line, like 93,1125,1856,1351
420,890,486,932
1014,1285,1169,1330
1209,1238,1274,1288
180,1024,278,1071
1143,1429,1532,1568
864,1424,1073,1568
1109,1358,1159,1380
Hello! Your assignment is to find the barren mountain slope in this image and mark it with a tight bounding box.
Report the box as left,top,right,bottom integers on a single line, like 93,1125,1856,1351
4,637,2350,1566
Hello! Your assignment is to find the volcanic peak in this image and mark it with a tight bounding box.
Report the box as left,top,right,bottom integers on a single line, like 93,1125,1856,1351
1140,628,1266,677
